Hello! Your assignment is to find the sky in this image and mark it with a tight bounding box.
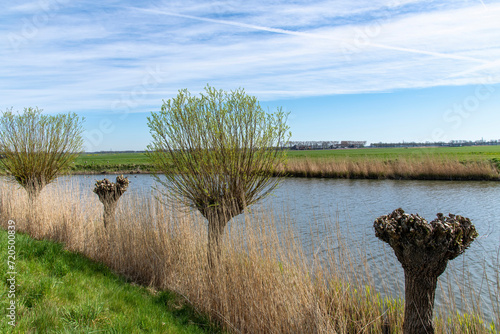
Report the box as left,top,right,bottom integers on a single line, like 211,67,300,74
1,0,500,152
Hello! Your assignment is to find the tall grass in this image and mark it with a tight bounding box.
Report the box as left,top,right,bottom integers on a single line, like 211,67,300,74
283,156,500,180
0,180,498,333
0,229,214,333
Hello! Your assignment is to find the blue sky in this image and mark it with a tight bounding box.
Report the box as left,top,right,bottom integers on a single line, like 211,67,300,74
1,0,499,151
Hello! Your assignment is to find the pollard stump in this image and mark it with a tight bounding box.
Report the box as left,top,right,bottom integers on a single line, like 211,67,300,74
93,175,129,228
373,208,477,334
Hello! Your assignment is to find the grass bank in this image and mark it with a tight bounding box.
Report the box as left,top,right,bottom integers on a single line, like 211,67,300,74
68,146,500,180
283,156,499,180
1,180,498,333
71,152,156,174
284,146,500,180
0,229,218,333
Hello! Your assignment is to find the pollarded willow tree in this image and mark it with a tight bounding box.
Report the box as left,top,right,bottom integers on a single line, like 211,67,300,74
0,107,84,203
374,208,478,334
93,175,129,229
147,86,291,266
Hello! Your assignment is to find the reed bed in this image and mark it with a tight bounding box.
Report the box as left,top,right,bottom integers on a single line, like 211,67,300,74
0,180,498,333
283,156,500,181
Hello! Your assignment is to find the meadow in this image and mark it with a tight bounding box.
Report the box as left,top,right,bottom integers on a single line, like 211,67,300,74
0,179,497,333
72,152,154,173
277,146,500,180
70,146,500,180
287,145,500,160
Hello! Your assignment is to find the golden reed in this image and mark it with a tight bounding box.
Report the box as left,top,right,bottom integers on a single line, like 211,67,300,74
0,180,497,333
282,157,499,180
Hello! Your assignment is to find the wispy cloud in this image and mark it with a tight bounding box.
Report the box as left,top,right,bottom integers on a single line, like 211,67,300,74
134,6,488,64
1,0,499,114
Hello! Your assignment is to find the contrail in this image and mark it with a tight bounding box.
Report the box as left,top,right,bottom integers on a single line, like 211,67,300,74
131,6,488,64
447,59,500,78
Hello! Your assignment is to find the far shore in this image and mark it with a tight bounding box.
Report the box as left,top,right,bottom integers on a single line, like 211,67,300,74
3,146,499,181
66,165,500,181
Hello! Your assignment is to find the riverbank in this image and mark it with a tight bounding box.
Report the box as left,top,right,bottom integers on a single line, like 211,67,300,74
283,156,500,180
67,146,500,180
0,229,217,333
1,180,497,333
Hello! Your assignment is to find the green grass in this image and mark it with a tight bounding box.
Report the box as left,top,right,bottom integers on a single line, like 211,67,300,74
75,153,151,165
1,146,499,175
71,152,156,173
287,145,500,161
68,146,500,174
0,229,221,333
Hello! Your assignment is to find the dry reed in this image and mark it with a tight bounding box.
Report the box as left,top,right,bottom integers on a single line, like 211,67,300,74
0,180,497,333
283,157,500,181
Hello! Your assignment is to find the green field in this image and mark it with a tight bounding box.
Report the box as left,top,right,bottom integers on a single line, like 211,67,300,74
0,229,219,333
72,152,154,173
71,146,500,174
286,145,500,161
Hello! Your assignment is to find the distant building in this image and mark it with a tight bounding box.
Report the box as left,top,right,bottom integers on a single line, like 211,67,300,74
370,139,500,148
339,141,366,148
288,141,365,150
287,139,499,150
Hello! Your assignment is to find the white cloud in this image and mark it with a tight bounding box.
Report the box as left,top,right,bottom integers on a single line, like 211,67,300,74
1,0,500,113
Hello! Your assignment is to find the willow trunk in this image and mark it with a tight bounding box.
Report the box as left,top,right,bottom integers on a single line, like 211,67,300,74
207,216,226,269
403,270,439,334
103,201,118,229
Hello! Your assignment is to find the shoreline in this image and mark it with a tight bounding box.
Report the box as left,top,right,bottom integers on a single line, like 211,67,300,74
66,146,500,181
66,168,500,181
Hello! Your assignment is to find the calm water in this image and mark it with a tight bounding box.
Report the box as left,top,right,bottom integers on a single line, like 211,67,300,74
60,174,500,321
